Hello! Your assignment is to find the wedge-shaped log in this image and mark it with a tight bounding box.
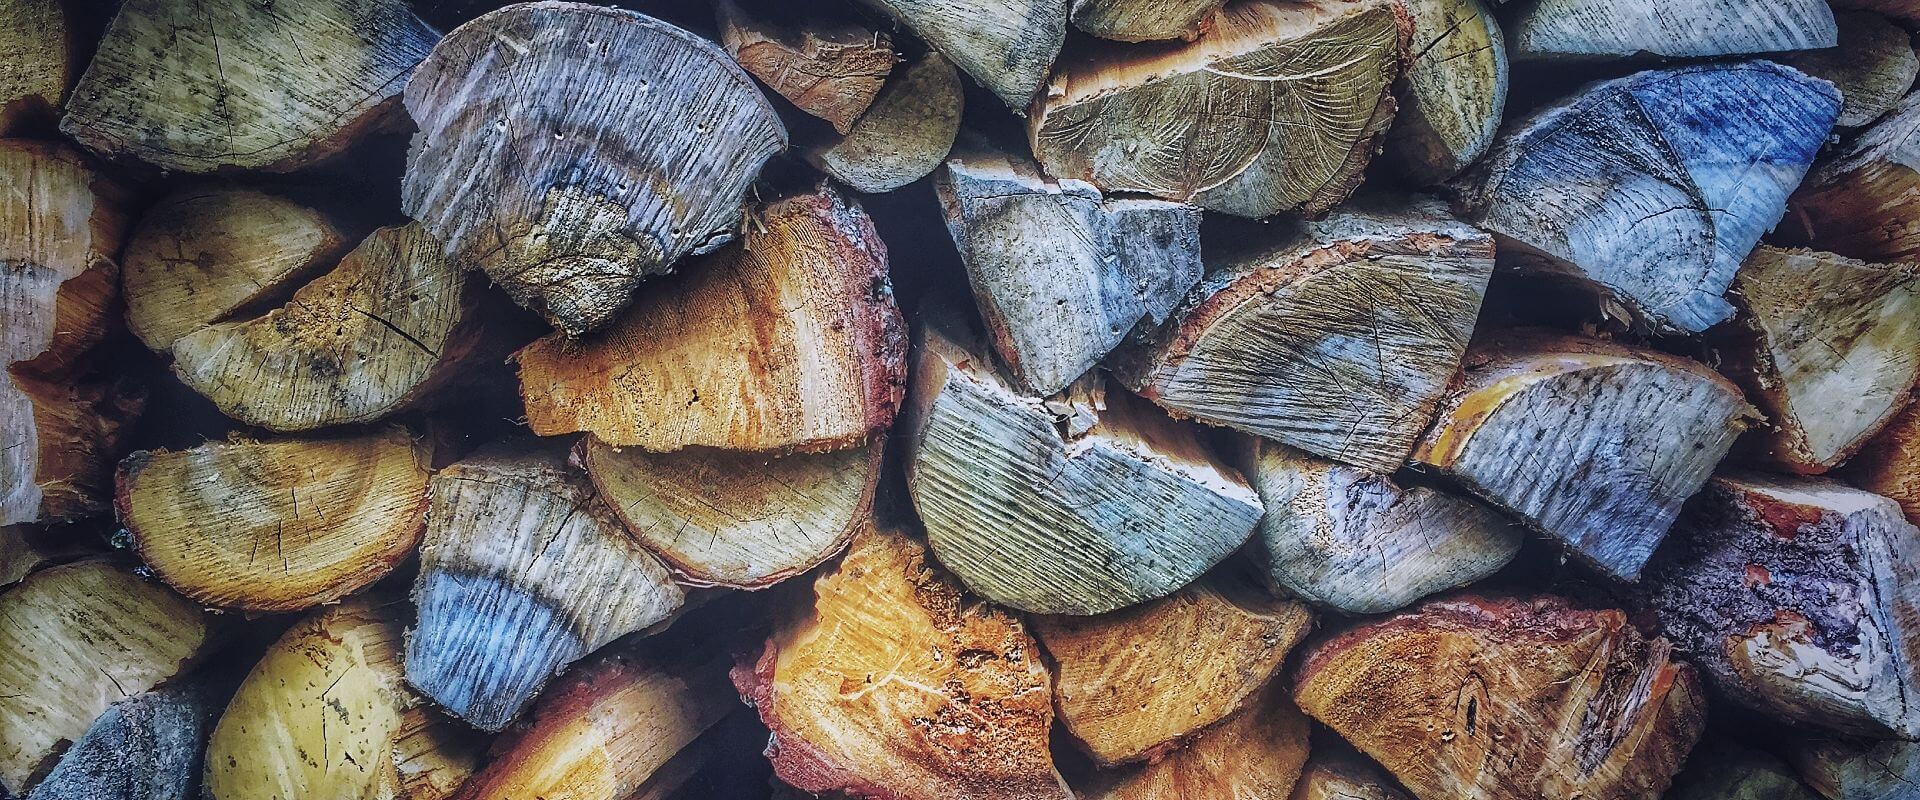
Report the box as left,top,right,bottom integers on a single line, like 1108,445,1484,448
1031,0,1409,218
733,529,1072,800
1643,473,1920,739
1292,595,1707,800
1508,0,1835,60
517,186,905,453
402,1,787,335
1289,751,1412,800
1413,330,1750,580
0,560,211,794
1785,89,1920,264
805,49,963,193
583,437,877,589
1846,401,1920,523
1031,568,1312,766
0,0,72,135
1078,680,1312,800
904,322,1262,615
1781,11,1919,128
1379,0,1506,185
1788,736,1920,800
855,0,1064,109
24,680,220,800
716,0,892,134
1240,439,1523,614
206,598,480,800
1453,61,1840,333
407,444,684,731
1715,246,1920,473
60,0,436,172
937,147,1202,395
117,429,431,612
1667,738,1821,800
1112,198,1492,472
1069,0,1225,42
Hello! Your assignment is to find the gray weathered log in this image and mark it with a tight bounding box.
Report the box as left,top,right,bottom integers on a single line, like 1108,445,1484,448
1780,10,1919,128
24,681,220,800
1508,0,1836,60
854,0,1064,110
805,49,963,193
1379,0,1507,185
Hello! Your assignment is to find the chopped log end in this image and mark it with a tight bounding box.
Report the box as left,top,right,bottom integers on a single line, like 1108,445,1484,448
118,429,431,612
1078,678,1312,800
716,0,893,133
1287,750,1412,800
1666,737,1822,800
1068,0,1225,42
517,184,906,453
1787,735,1920,800
807,49,963,194
1509,0,1836,60
858,0,1064,110
23,679,221,800
1379,0,1507,185
1843,398,1920,524
1784,88,1920,265
0,0,73,136
1780,10,1920,128
1292,594,1707,800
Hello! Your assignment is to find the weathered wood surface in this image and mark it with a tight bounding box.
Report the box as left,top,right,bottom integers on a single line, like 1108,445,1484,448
1293,594,1707,800
0,0,73,135
0,525,92,589
517,186,906,453
936,147,1202,395
1413,329,1751,580
1643,473,1920,739
855,0,1064,110
1031,0,1409,218
1288,750,1412,800
1787,736,1920,800
117,429,431,612
0,560,211,794
902,321,1262,615
1780,10,1919,128
1508,0,1836,60
407,444,684,731
1715,246,1920,474
1666,737,1821,800
1380,0,1507,185
1069,0,1224,42
1846,399,1920,523
1784,88,1920,264
716,0,892,134
733,528,1073,800
1032,568,1312,766
1240,438,1523,614
1453,61,1841,334
61,0,437,173
1077,680,1312,800
806,49,963,194
23,680,220,800
401,1,787,335
1112,197,1492,473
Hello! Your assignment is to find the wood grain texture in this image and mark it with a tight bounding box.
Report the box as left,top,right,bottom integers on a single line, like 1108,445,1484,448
1453,61,1840,334
1077,679,1311,800
1292,594,1707,800
732,528,1073,800
1413,329,1751,580
806,49,963,194
1783,88,1920,264
1287,750,1411,800
401,1,787,335
1379,0,1506,185
1031,0,1409,218
0,0,72,135
60,0,436,173
716,0,892,134
1845,400,1920,524
23,680,220,800
117,429,431,612
1031,568,1312,766
1787,736,1920,800
1666,737,1821,800
0,525,92,589
517,186,906,453
1509,0,1836,60
406,443,684,731
1239,438,1523,615
0,560,211,794
1642,473,1920,739
902,320,1262,615
855,0,1064,109
1111,197,1492,473
1715,246,1920,473
936,147,1202,395
1068,0,1225,42
1780,10,1919,128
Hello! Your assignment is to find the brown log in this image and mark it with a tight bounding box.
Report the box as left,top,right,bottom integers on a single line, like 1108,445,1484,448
1844,399,1920,523
716,0,894,134
1780,10,1920,128
1378,0,1507,185
1666,737,1821,800
805,49,964,194
1287,750,1412,800
516,185,906,453
1292,594,1707,800
0,0,73,135
854,0,1064,110
1784,89,1920,264
1068,0,1225,42
1077,679,1312,800
1786,735,1920,800
732,527,1072,800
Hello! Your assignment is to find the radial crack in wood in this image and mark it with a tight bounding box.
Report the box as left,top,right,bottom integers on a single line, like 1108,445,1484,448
1508,0,1836,61
1076,678,1312,800
1783,88,1920,265
1779,10,1919,129
1379,0,1507,185
0,0,73,136
806,49,964,194
24,679,221,800
855,0,1064,110
1069,0,1226,42
716,0,893,134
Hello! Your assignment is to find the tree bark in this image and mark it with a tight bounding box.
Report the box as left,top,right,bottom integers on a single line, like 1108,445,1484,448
805,49,964,194
854,0,1065,110
716,0,893,134
1507,0,1836,60
1379,0,1507,185
1077,679,1312,800
1780,10,1920,129
1068,0,1226,42
1783,88,1920,264
23,680,221,800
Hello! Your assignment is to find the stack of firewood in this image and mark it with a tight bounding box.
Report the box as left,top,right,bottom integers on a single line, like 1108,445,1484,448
6,0,1920,797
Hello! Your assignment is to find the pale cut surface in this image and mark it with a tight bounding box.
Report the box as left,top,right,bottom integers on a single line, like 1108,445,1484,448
1846,400,1920,523
1078,680,1311,800
1509,0,1836,59
1783,77,1920,264
1030,0,1409,218
0,560,210,794
517,187,906,453
1781,10,1919,128
716,0,892,134
1667,737,1822,800
1287,751,1412,800
808,50,964,194
732,529,1073,800
1380,0,1506,185
24,680,220,800
402,1,786,335
0,0,71,135
584,437,877,588
121,188,347,351
1787,736,1920,800
61,0,437,172
118,429,431,612
1069,0,1225,42
854,0,1064,109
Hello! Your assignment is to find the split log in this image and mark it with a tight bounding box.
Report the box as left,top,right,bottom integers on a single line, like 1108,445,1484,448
1412,329,1751,580
516,186,906,453
1787,736,1920,800
1845,400,1920,523
1288,751,1412,800
116,429,432,612
1452,61,1841,334
1783,89,1920,264
60,0,437,173
716,0,893,134
1,140,133,527
1507,0,1836,60
935,147,1203,395
733,528,1073,800
1642,473,1920,739
805,50,963,193
902,321,1262,615
120,188,348,352
1666,737,1821,800
0,0,72,135
406,443,685,731
854,0,1064,109
204,598,481,800
1030,0,1410,218
23,680,221,800
1292,594,1708,800
0,560,212,794
1780,11,1920,129
1378,0,1507,185
0,525,93,589
582,437,879,589
1238,438,1523,615
1077,680,1312,800
401,1,787,336
1110,197,1492,473
1030,568,1313,766
1713,246,1920,474
1068,0,1225,42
